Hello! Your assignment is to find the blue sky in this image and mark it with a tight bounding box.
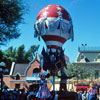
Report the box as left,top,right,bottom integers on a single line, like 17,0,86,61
1,0,100,62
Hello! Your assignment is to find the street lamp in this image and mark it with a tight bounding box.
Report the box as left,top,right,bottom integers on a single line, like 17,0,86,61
0,62,8,96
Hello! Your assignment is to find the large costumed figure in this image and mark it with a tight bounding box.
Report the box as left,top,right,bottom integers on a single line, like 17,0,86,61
34,4,74,99
36,72,51,99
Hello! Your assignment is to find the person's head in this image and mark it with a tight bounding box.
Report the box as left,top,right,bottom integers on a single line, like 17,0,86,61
40,71,50,80
90,83,94,88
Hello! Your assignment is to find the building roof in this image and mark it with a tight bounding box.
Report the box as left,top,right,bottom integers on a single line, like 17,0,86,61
10,53,40,76
12,63,29,76
75,47,100,62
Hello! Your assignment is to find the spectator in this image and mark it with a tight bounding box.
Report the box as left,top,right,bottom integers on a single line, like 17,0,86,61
77,91,82,100
82,91,88,100
87,83,96,100
3,87,8,100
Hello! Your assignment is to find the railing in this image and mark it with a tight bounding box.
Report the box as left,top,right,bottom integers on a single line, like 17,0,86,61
74,80,100,86
78,46,100,52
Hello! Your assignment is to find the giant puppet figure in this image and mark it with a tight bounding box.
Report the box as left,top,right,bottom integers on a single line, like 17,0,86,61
34,4,74,75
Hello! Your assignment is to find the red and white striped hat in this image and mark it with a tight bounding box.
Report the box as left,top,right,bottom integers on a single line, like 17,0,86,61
34,4,74,51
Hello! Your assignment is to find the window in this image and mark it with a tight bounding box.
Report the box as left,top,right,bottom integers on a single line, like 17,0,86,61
81,54,84,59
16,74,20,80
98,55,100,59
33,68,40,73
15,84,20,89
95,70,99,79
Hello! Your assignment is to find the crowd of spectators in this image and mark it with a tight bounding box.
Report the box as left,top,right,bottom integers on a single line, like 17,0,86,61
0,88,28,100
77,83,100,100
0,87,52,100
0,83,100,100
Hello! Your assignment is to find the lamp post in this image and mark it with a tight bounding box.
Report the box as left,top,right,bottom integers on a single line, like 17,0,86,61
0,62,8,98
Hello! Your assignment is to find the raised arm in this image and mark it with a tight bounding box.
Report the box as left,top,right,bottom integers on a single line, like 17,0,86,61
87,88,92,93
67,74,76,79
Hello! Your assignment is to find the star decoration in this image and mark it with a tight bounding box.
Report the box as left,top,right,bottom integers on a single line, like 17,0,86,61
45,7,49,10
42,11,48,17
56,6,61,11
57,11,62,16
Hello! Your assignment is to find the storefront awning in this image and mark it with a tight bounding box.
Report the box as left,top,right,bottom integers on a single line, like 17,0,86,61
76,85,89,91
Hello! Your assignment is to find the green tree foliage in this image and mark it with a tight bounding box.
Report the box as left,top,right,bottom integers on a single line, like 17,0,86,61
24,45,40,62
4,47,17,61
66,63,93,81
16,44,25,63
0,0,25,45
1,44,40,74
16,45,40,63
2,47,16,73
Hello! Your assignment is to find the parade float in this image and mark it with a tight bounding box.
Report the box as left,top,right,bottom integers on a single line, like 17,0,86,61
34,4,73,73
34,4,77,100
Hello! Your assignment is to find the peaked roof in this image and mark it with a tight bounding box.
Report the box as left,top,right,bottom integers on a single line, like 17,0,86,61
76,47,100,62
10,53,40,76
11,63,29,76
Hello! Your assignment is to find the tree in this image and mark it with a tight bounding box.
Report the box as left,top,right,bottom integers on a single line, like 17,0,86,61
2,47,17,73
0,0,25,45
16,44,25,63
66,63,94,82
4,46,17,61
24,45,40,62
3,44,40,63
16,44,40,63
1,44,40,74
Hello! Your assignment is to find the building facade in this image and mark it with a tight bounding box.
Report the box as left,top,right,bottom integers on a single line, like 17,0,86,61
3,53,71,91
3,54,40,90
73,46,100,91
